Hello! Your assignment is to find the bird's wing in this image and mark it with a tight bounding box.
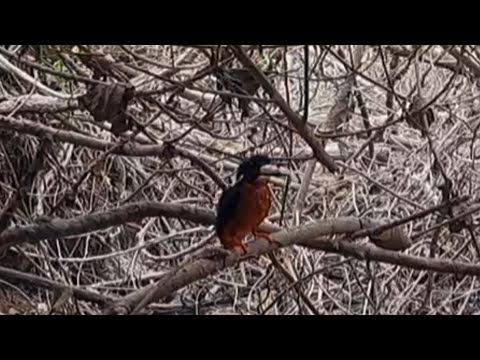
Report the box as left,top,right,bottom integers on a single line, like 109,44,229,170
215,185,241,231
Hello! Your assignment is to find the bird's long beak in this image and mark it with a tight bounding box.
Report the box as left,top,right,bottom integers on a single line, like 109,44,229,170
260,160,289,177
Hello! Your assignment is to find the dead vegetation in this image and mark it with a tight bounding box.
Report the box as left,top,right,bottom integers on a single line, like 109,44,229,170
1,45,480,315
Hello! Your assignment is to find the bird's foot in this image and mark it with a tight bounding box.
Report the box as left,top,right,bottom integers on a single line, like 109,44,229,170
233,242,249,255
253,231,280,248
253,231,273,242
232,242,261,261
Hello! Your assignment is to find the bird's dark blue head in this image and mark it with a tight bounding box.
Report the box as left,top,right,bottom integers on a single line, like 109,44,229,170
236,155,272,183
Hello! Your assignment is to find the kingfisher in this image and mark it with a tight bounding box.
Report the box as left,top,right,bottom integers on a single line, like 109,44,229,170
215,155,283,253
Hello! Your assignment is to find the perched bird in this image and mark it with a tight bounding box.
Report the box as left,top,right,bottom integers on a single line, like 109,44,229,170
215,155,283,254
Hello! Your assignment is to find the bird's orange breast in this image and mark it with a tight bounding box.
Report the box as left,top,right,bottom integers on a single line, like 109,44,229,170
218,178,272,247
238,178,272,227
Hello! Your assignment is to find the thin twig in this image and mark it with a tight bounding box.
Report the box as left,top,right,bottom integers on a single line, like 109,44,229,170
229,45,338,173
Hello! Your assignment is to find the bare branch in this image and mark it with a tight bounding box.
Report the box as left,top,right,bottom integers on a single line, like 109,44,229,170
104,213,480,315
0,53,77,99
0,114,304,190
229,45,338,173
0,266,114,306
0,95,78,114
0,202,213,250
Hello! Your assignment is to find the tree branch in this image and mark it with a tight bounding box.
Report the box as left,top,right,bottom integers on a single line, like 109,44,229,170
0,266,114,306
229,45,338,173
104,213,480,315
0,95,79,114
0,202,213,251
2,199,480,314
0,53,77,99
0,198,408,250
443,45,480,78
0,114,305,190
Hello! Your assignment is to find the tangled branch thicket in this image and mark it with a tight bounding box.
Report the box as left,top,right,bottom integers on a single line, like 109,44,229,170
1,45,480,315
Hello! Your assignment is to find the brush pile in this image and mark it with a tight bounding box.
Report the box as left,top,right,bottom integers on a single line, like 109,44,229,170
1,45,480,315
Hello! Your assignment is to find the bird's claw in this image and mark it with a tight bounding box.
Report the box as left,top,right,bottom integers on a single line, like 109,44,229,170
253,231,280,248
253,231,273,242
235,243,249,254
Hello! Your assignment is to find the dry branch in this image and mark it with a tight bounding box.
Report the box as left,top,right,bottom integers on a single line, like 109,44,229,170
0,266,113,306
230,45,338,173
4,196,480,314
387,45,460,74
0,137,50,234
104,216,407,315
0,53,75,99
0,114,195,158
443,46,480,78
0,95,78,114
104,213,480,315
0,114,308,190
2,45,480,315
0,202,212,250
0,198,408,250
0,46,107,87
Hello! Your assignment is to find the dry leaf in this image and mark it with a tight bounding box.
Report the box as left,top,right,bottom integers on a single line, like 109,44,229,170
91,158,105,178
49,288,74,315
326,78,355,132
406,95,436,137
369,227,411,251
79,82,135,135
77,52,116,80
213,68,260,118
449,202,473,233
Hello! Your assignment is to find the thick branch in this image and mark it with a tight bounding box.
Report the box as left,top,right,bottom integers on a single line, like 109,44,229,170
0,199,406,251
0,114,165,157
0,114,303,190
2,199,480,314
0,95,78,114
0,266,114,306
104,215,480,315
0,202,213,250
